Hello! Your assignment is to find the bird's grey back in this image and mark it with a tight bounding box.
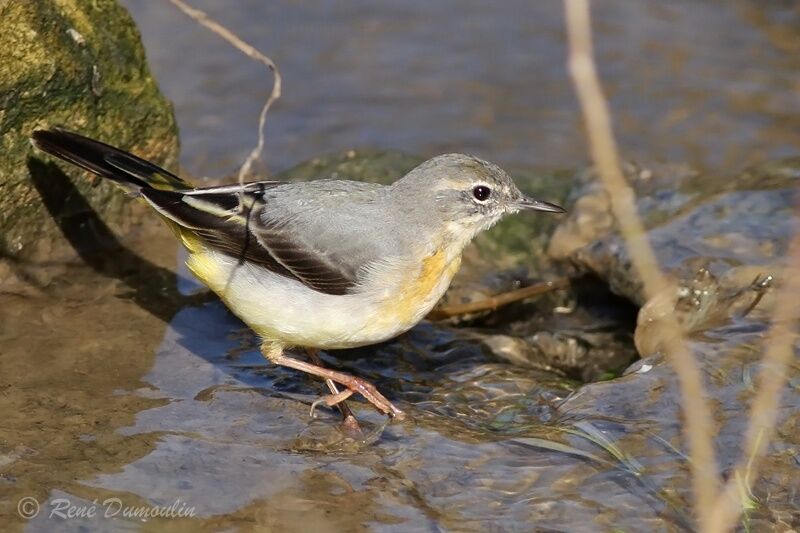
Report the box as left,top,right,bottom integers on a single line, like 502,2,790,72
258,179,435,282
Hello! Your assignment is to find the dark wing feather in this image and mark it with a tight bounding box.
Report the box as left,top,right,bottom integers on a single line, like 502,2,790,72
251,222,356,293
141,185,358,295
32,128,189,191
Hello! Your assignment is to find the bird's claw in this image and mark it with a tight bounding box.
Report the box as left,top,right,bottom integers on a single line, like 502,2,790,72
309,388,355,418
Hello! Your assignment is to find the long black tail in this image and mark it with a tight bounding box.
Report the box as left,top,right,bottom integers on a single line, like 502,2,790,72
31,128,189,192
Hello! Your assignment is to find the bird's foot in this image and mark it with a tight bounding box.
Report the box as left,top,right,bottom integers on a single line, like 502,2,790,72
344,376,406,420
263,344,406,421
309,388,354,418
309,376,404,420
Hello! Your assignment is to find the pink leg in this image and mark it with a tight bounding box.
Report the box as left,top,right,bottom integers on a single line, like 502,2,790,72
262,343,405,420
305,348,362,431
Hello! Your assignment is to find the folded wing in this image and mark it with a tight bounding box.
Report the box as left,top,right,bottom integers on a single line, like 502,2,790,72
142,182,361,295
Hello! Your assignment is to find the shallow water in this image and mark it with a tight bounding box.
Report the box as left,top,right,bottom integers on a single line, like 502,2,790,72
3,1,800,531
123,0,800,177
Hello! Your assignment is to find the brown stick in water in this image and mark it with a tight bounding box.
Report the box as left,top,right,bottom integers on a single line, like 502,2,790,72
428,277,570,320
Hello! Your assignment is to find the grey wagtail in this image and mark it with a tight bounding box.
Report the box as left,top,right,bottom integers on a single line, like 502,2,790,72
31,128,564,424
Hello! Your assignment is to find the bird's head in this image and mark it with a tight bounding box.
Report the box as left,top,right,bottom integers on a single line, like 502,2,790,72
392,153,564,245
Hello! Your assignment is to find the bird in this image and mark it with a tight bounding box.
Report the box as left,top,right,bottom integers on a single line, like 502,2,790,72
31,128,565,426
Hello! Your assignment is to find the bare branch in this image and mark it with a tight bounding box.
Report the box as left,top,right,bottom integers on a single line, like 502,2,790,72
563,0,720,528
427,278,570,320
167,0,282,184
707,223,800,531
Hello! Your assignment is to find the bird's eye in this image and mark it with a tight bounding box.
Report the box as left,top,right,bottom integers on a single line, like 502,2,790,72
472,185,491,201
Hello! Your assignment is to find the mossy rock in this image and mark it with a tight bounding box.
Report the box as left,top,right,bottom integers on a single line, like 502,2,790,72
280,148,423,185
0,0,178,259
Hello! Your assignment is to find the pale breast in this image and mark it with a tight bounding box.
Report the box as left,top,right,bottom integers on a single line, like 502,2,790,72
362,248,462,337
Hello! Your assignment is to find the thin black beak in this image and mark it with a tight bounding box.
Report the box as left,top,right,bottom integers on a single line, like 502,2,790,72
515,196,566,213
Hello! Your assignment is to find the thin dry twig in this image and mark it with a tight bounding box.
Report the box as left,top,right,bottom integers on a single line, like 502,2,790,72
427,278,570,320
563,0,720,529
707,226,800,531
167,0,282,185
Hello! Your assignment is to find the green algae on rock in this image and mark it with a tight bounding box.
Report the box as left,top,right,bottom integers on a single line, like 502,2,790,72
0,0,178,260
280,149,423,186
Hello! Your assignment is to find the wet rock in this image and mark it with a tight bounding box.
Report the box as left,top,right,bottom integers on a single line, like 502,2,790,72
477,277,640,382
549,160,797,307
551,294,800,528
0,0,178,262
546,159,800,526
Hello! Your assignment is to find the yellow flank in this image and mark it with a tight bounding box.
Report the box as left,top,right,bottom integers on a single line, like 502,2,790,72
178,230,206,255
185,250,220,289
175,228,224,290
144,213,223,293
377,248,461,329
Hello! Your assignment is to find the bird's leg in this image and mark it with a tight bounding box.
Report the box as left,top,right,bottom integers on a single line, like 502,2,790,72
261,342,405,420
304,347,362,432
